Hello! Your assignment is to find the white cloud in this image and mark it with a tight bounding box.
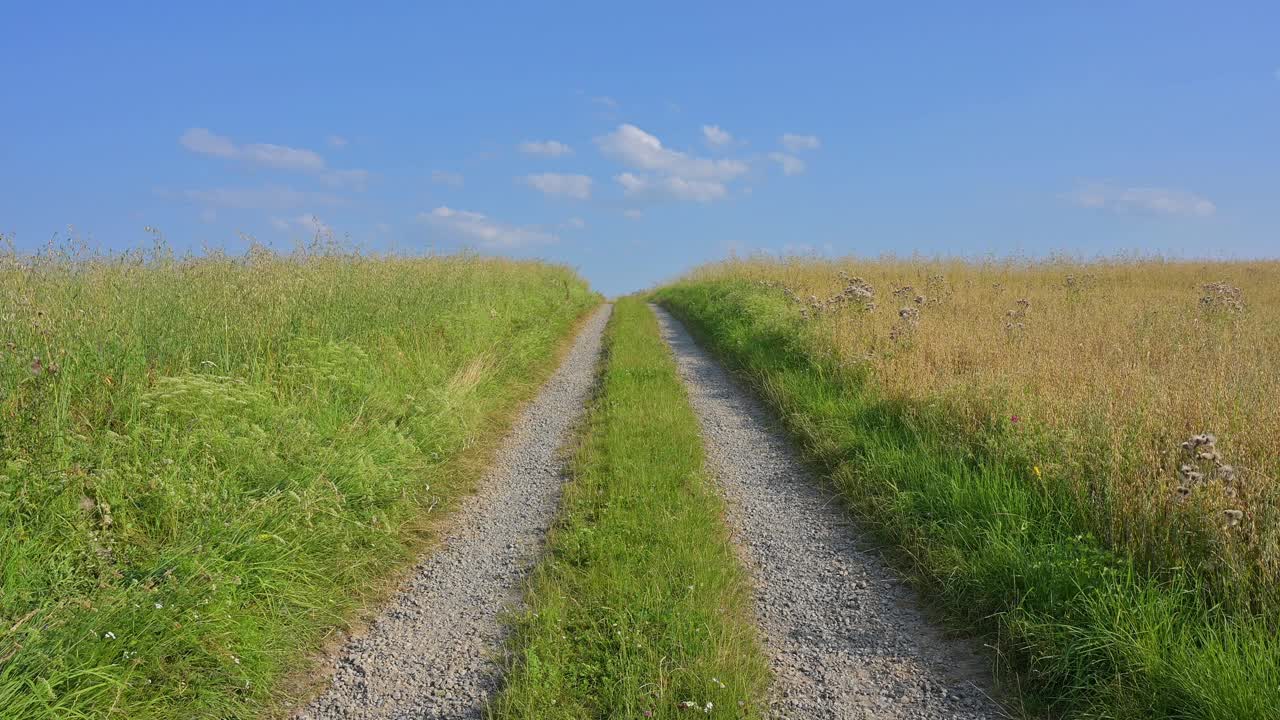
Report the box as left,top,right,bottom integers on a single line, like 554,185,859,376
661,176,727,202
1063,182,1216,218
563,217,586,229
623,209,643,220
592,95,619,108
596,124,747,181
702,124,732,148
296,214,333,236
615,172,726,202
521,173,593,199
199,208,218,224
781,133,821,152
327,135,349,148
519,140,573,157
431,170,465,187
769,152,806,176
180,185,342,210
241,143,325,172
179,127,364,184
421,206,556,248
615,172,648,195
270,217,291,231
180,128,238,157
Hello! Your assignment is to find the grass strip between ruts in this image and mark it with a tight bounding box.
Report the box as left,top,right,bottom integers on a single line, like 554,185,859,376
491,297,769,719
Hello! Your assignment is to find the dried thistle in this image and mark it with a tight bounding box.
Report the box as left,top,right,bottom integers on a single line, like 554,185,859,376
1199,281,1245,313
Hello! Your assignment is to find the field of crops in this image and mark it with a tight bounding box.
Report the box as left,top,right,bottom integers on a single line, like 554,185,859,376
656,258,1280,718
0,247,597,718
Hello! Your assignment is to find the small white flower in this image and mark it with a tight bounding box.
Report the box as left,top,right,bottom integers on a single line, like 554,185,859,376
704,701,714,713
232,655,241,664
103,631,116,640
154,602,164,609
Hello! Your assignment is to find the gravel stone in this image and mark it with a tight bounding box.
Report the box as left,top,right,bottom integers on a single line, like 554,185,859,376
295,305,611,720
654,306,1006,720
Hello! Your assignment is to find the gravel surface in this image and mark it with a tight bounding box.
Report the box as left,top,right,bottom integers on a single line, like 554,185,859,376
295,304,611,720
653,306,1005,720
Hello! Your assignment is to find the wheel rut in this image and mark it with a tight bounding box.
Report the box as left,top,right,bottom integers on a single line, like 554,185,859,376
295,304,611,720
653,305,1005,720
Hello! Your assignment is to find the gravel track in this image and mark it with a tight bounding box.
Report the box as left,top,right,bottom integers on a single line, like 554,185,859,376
295,304,611,720
653,306,1004,720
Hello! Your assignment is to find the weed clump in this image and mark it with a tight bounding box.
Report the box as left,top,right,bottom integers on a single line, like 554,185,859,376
1200,280,1246,313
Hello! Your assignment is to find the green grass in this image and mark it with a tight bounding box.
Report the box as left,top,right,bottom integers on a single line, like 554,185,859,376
655,281,1280,720
490,297,769,719
0,248,598,719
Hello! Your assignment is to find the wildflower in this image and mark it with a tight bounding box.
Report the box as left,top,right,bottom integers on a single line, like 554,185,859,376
1033,465,1042,478
103,631,116,640
154,602,163,609
1010,415,1020,424
704,701,714,713
678,700,695,710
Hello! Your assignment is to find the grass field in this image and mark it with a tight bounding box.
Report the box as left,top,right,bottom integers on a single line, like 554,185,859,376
491,298,768,719
656,258,1280,719
0,246,597,719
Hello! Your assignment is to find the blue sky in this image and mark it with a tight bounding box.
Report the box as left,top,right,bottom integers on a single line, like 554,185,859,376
3,2,1278,295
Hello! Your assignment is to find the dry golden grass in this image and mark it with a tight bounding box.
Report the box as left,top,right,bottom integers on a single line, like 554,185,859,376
690,257,1280,606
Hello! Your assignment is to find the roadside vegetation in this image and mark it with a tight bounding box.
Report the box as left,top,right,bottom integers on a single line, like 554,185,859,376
491,297,768,719
656,258,1280,719
0,241,597,719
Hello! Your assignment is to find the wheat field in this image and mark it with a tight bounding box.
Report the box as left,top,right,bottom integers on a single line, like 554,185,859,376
685,257,1280,609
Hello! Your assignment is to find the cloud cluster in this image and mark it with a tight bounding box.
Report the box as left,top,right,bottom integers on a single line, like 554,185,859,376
520,140,573,157
767,132,821,177
421,206,556,248
598,124,747,181
615,172,727,202
702,124,732,148
521,173,593,199
179,128,367,189
768,152,806,176
781,133,821,152
1064,183,1216,218
596,124,751,203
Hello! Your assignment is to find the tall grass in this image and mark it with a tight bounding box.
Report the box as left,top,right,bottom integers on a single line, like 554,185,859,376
491,298,768,719
0,243,597,719
677,258,1280,613
656,259,1280,719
